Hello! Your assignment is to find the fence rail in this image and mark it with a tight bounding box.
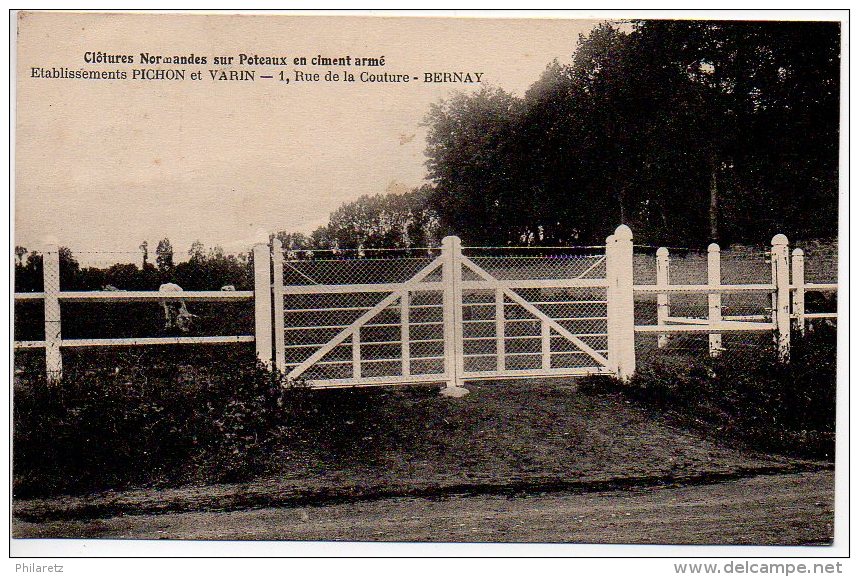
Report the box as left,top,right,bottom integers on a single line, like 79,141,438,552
14,227,838,386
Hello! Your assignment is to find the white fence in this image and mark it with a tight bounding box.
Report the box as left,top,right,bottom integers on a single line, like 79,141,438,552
13,226,838,386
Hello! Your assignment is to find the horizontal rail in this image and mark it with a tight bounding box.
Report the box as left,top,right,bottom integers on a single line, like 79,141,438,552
283,338,443,349
59,335,255,347
518,300,607,306
803,312,838,319
463,349,607,359
13,340,46,348
306,373,448,389
802,283,838,292
284,303,443,314
58,290,255,302
634,284,775,293
13,292,45,300
286,354,445,367
280,282,444,295
635,322,773,333
459,366,614,379
463,333,607,342
461,279,608,290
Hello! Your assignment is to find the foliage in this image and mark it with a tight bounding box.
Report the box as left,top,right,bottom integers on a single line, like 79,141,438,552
273,185,441,252
422,20,840,247
13,349,302,495
579,325,837,459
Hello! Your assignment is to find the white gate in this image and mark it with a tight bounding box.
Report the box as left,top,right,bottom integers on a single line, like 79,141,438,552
271,234,620,389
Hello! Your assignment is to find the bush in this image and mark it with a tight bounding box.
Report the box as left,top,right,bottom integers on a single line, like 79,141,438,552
12,349,302,496
12,345,433,497
580,325,837,460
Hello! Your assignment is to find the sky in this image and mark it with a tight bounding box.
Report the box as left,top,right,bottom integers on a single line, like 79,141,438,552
15,12,600,263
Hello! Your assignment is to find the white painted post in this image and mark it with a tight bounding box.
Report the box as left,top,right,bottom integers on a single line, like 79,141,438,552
541,320,551,370
772,234,791,362
656,247,670,349
352,329,361,379
606,226,636,380
614,225,636,380
604,234,618,375
441,236,463,388
495,288,505,371
707,243,723,357
253,242,273,368
271,239,286,373
792,248,805,336
401,292,411,376
43,244,62,382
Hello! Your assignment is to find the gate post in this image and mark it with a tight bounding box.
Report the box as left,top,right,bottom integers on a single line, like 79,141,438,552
43,244,62,383
253,241,273,368
607,225,636,380
656,247,670,348
791,248,805,336
707,243,723,357
771,234,791,362
441,236,464,389
271,239,286,373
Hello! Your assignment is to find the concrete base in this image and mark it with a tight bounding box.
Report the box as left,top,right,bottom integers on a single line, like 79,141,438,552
440,385,470,398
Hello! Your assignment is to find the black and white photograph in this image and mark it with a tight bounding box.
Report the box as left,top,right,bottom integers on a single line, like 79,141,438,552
9,9,847,561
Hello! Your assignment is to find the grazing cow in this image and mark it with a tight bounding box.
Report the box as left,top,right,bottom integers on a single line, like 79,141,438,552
159,283,196,332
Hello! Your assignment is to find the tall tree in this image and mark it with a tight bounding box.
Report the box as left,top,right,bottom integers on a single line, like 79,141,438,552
155,238,174,276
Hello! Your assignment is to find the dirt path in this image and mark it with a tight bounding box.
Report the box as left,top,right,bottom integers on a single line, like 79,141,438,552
14,471,833,545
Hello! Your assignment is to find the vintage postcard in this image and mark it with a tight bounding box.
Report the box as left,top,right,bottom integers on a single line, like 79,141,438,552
11,10,846,559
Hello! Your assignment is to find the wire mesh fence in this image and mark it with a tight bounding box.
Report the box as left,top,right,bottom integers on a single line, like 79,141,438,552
632,240,837,372
279,248,445,383
460,247,609,376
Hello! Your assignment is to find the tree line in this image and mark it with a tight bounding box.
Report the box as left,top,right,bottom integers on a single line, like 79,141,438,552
14,19,840,290
283,19,840,249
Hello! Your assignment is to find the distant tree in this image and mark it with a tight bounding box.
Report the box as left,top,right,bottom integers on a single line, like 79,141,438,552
188,240,206,264
323,186,440,250
139,241,149,267
156,238,174,277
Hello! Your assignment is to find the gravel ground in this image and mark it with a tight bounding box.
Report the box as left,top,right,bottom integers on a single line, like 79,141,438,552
13,471,834,545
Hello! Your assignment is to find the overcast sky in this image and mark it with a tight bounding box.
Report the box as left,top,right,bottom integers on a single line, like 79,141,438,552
16,12,599,262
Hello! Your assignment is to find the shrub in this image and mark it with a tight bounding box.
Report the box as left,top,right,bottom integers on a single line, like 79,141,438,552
580,325,837,460
12,349,302,496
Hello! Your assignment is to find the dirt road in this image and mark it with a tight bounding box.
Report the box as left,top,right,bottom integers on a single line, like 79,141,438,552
14,471,833,545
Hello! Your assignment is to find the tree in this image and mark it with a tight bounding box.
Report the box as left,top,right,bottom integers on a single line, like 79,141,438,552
188,240,206,264
139,240,149,267
156,238,174,277
423,87,530,245
421,20,840,246
323,185,440,250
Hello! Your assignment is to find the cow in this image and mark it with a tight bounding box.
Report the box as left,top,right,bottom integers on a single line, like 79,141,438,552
159,283,196,332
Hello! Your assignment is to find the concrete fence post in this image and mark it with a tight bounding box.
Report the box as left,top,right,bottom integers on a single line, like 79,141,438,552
791,248,805,336
656,247,670,349
771,234,791,362
43,244,62,383
604,233,618,375
271,238,286,373
707,243,723,357
608,225,636,380
441,236,463,389
253,242,273,368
